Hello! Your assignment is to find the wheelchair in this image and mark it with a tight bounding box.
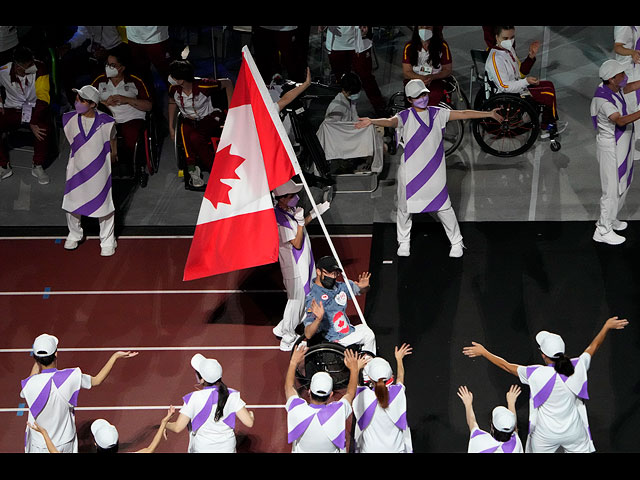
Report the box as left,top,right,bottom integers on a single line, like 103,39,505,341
386,75,469,156
469,49,561,157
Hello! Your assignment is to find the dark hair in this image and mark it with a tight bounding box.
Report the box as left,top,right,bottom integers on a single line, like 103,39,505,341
96,443,119,453
373,379,389,409
490,424,513,443
310,392,331,403
340,72,361,95
407,26,445,70
213,379,229,422
552,353,575,377
13,46,34,66
494,26,516,38
34,353,56,366
107,44,130,69
169,60,194,82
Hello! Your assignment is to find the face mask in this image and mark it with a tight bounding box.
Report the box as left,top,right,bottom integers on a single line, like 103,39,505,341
287,194,299,208
412,95,429,109
348,92,360,101
105,65,119,78
320,274,336,289
619,74,629,88
75,101,90,114
168,75,179,86
419,29,433,43
499,39,514,50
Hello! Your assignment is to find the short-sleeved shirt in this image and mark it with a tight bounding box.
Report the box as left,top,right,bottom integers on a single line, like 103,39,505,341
303,280,360,342
125,27,169,45
402,40,452,76
180,386,246,453
92,73,151,124
169,78,225,121
20,367,92,449
591,84,628,148
468,427,524,453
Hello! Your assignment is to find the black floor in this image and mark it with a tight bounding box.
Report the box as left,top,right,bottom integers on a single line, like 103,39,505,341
364,220,640,453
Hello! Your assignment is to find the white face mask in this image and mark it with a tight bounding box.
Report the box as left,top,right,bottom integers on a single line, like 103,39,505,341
348,92,360,101
419,29,433,43
105,65,119,78
499,38,514,50
168,75,179,86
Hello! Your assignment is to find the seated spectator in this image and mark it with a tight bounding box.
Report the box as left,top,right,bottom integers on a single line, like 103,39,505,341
92,45,153,178
167,59,233,188
316,72,384,173
457,385,524,453
303,255,376,354
402,26,452,106
0,46,53,184
57,26,125,105
484,26,567,137
284,344,367,453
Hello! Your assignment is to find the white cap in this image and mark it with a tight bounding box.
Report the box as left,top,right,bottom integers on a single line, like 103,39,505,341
363,357,393,383
190,354,222,383
273,179,302,197
599,59,626,81
91,419,119,449
535,331,565,358
310,371,333,396
72,85,100,104
404,79,429,99
491,406,516,433
32,334,58,356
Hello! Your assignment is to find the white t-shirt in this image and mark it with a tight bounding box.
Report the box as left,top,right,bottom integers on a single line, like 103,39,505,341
125,26,169,45
180,387,246,453
591,85,627,148
20,367,92,450
357,404,407,453
325,26,371,54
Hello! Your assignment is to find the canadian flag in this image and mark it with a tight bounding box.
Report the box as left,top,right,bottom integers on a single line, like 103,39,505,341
183,46,299,281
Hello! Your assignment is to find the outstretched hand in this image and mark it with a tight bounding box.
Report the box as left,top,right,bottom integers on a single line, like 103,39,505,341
604,316,629,331
462,342,487,358
394,343,412,361
457,385,473,406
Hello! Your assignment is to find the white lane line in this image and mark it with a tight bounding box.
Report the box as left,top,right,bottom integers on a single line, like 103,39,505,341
528,147,542,221
0,234,372,240
2,405,286,413
0,346,281,353
0,289,285,296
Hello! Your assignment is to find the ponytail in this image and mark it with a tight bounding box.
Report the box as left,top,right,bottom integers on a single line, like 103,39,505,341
553,353,575,377
374,379,389,409
214,379,229,422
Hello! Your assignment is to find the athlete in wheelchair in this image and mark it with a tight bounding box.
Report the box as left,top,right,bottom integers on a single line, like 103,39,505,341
92,46,159,187
472,26,567,157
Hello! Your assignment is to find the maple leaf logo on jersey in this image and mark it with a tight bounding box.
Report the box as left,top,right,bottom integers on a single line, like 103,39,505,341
205,144,245,209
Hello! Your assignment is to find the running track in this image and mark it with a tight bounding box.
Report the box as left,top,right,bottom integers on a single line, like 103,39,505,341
0,234,371,453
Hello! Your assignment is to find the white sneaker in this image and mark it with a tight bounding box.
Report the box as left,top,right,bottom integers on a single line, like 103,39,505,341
64,238,79,250
593,229,625,245
32,165,50,185
612,220,628,231
449,241,465,258
272,323,284,338
0,165,13,180
101,246,116,257
279,336,297,352
188,166,204,188
397,242,410,257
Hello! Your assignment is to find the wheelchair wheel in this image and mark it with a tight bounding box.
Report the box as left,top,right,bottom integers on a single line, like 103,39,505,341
294,342,351,392
472,93,540,157
144,115,160,176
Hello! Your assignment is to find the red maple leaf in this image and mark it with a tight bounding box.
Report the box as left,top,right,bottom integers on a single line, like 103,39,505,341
205,144,246,208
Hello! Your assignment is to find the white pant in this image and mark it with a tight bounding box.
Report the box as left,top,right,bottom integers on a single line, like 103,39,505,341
337,323,377,355
527,428,593,454
595,147,629,235
66,211,116,249
274,276,306,343
396,168,462,246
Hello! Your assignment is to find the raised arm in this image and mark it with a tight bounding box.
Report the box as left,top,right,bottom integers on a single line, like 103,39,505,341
449,107,503,122
285,344,308,400
355,116,398,129
584,316,628,357
456,386,478,433
303,299,324,340
27,422,59,453
135,406,175,453
394,343,412,385
341,349,369,404
276,67,311,112
462,342,521,377
91,351,139,387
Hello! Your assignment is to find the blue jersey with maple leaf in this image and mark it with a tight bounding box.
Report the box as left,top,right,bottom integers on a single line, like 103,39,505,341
303,280,361,342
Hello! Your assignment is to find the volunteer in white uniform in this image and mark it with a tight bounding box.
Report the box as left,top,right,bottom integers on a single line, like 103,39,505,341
20,333,138,453
462,316,628,453
614,26,640,159
356,79,502,258
457,385,524,453
271,178,329,351
285,345,367,453
165,354,255,453
352,344,413,453
591,59,640,245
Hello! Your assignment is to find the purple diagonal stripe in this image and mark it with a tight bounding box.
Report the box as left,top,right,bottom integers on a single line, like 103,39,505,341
288,414,315,444
479,445,500,453
394,411,408,430
471,429,486,439
405,145,444,200
388,384,403,405
331,429,346,449
29,378,52,419
421,184,449,213
317,402,342,425
72,175,112,217
64,141,110,195
502,434,517,453
357,400,377,431
525,366,538,379
69,389,80,407
532,373,557,409
577,380,589,400
403,124,429,163
52,369,74,389
190,389,218,432
274,207,293,230
223,412,236,429
287,397,305,412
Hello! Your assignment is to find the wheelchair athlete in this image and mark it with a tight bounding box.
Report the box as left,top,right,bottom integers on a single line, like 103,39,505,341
302,255,376,355
485,25,567,138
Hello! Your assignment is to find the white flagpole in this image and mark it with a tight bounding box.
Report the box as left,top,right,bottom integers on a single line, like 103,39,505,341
241,46,369,327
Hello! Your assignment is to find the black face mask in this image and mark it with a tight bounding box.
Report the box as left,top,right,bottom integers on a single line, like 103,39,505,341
320,274,336,289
